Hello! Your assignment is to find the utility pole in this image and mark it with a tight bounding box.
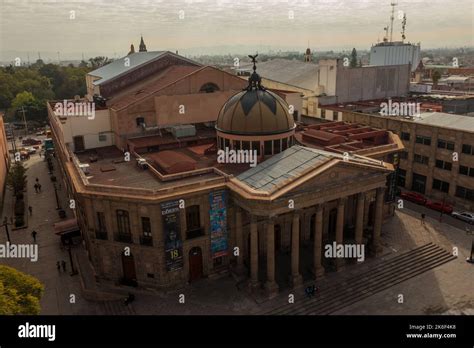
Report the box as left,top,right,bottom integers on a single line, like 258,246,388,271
390,2,397,43
20,106,28,137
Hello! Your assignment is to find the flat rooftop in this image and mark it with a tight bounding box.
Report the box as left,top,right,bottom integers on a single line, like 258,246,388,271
412,112,474,132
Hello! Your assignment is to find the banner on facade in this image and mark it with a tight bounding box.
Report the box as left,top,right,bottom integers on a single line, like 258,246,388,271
209,190,228,258
161,200,183,271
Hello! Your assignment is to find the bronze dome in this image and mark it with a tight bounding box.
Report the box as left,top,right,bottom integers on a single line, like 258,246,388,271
216,84,295,136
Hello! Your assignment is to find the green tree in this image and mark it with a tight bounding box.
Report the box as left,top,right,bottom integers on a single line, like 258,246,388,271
350,48,358,68
432,70,442,86
0,265,44,315
88,56,111,69
6,161,28,195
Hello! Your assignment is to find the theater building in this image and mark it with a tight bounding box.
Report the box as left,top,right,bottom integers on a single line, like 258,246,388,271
48,50,404,296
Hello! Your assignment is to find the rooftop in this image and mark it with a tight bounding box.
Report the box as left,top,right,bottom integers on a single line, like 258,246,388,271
88,51,166,86
236,145,330,192
412,112,474,131
239,58,318,91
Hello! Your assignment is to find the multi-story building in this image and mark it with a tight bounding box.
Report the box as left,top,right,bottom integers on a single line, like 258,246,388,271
47,48,404,296
343,111,474,211
0,113,11,209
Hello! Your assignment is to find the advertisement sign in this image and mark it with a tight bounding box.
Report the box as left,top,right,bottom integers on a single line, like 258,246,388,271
161,200,183,271
209,190,228,258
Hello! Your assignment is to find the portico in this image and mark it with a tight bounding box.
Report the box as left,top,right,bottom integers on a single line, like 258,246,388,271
229,145,392,297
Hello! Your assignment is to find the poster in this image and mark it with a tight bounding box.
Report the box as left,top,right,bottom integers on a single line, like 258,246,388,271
161,200,183,271
209,190,228,258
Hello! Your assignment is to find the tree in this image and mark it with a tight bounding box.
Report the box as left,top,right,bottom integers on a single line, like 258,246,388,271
350,48,358,68
88,56,111,69
432,70,442,87
0,265,44,315
7,161,28,195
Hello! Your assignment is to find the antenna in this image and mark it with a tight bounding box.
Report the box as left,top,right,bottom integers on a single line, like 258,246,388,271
401,14,407,41
390,2,397,42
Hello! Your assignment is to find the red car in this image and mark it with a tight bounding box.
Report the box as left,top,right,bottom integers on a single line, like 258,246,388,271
22,138,42,146
425,200,454,214
400,191,427,205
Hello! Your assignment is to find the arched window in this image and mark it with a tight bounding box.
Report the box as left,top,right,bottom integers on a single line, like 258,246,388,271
199,83,220,93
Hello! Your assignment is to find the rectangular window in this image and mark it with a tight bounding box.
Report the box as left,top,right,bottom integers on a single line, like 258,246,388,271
186,205,200,232
462,144,473,155
97,212,106,233
116,210,130,235
438,139,455,151
447,142,455,151
416,135,431,146
456,186,474,201
98,133,107,142
141,217,151,237
320,109,326,119
401,132,410,141
435,159,452,171
414,154,429,165
459,165,469,175
437,139,446,149
432,179,449,193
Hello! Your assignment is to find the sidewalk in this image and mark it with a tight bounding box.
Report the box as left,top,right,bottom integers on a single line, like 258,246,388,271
0,153,101,314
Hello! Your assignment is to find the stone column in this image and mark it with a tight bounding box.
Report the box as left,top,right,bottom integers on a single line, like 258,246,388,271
265,218,278,298
290,212,303,288
235,207,244,274
335,197,346,271
355,193,365,245
249,216,259,289
313,205,325,279
372,187,385,256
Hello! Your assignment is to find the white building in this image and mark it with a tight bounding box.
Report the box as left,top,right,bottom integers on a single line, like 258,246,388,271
369,41,421,72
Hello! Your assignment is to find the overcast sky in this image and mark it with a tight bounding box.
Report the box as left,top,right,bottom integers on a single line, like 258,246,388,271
0,0,473,61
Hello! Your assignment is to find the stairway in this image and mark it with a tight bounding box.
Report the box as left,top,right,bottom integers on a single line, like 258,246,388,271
264,243,456,315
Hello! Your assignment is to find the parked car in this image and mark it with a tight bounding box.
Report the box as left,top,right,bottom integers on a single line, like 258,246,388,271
451,211,474,224
425,200,454,214
400,191,427,205
22,138,42,146
25,147,36,155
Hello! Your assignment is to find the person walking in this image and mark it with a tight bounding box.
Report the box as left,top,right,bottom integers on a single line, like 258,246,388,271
34,183,38,193
38,184,42,193
421,213,426,225
56,261,61,271
31,230,37,243
28,206,32,216
61,260,67,272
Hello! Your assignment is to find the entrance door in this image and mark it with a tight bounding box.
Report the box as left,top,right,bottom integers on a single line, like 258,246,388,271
121,252,137,286
73,135,85,152
189,247,203,282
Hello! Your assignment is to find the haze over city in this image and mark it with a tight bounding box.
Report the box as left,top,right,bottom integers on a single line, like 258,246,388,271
1,0,473,61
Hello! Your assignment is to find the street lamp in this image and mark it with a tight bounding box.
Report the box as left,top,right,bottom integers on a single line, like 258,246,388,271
1,216,13,243
65,239,78,276
53,182,61,210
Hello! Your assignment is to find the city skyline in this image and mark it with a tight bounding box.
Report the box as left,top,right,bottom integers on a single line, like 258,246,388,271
1,0,473,61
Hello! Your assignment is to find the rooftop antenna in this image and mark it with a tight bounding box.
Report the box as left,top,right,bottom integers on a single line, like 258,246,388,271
383,26,389,42
401,14,407,41
390,2,397,42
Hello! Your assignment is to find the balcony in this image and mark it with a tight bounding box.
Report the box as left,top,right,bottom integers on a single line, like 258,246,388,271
186,227,205,240
95,231,108,240
140,235,153,246
115,233,133,243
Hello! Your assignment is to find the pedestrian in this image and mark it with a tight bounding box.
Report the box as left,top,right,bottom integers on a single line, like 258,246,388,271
39,151,42,158
31,230,37,243
61,260,67,272
28,206,32,216
35,177,39,183
38,184,42,192
421,213,425,225
34,183,38,193
56,261,61,271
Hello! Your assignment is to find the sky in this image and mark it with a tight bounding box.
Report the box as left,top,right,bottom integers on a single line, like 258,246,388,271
0,0,473,61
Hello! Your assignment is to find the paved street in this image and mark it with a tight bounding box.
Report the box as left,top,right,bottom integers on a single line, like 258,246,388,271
1,145,473,315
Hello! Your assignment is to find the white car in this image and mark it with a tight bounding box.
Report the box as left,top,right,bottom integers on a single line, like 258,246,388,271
451,211,474,224
26,147,36,155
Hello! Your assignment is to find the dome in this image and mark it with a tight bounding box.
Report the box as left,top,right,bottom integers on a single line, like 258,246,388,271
216,88,295,135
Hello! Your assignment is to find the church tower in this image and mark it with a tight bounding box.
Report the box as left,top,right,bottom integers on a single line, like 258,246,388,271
304,47,312,62
139,36,147,52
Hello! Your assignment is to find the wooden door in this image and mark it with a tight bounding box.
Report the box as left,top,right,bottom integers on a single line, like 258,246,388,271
189,247,203,282
73,135,85,152
121,253,137,286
